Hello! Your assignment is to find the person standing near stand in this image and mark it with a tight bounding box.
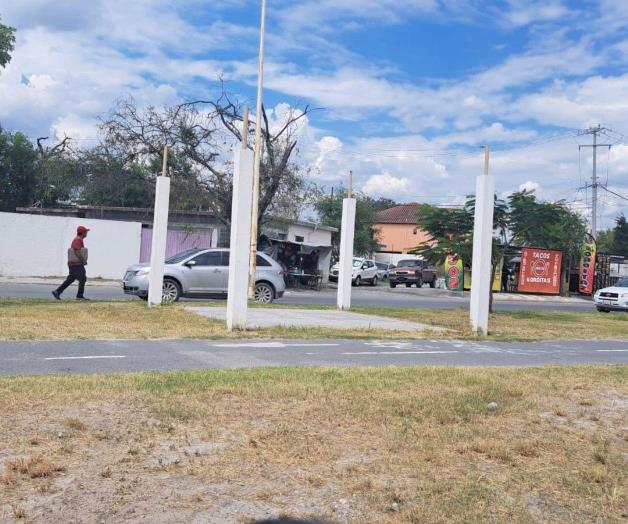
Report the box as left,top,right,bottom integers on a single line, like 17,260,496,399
52,225,90,301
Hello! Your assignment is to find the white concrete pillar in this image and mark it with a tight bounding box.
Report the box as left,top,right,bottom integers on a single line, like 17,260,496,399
337,198,356,310
469,175,495,335
226,147,254,331
148,176,171,307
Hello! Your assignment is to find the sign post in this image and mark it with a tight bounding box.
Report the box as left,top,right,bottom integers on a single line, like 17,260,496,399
148,146,170,307
337,173,356,310
469,146,495,335
227,108,254,331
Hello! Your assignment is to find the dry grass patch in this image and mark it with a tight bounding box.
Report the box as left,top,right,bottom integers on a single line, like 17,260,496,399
1,298,627,341
0,366,626,523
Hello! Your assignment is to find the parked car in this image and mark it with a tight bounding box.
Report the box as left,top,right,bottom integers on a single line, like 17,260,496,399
376,262,395,281
593,277,628,312
329,257,379,286
122,248,285,303
389,259,437,288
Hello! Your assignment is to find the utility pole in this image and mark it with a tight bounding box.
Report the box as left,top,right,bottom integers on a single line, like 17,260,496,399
578,125,611,237
248,0,267,300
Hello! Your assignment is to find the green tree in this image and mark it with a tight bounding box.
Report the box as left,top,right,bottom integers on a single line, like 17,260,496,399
0,16,16,69
315,189,395,257
595,228,615,253
0,127,39,211
611,214,628,255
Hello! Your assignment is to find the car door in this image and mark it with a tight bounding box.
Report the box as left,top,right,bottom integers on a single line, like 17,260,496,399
366,260,378,280
185,251,226,293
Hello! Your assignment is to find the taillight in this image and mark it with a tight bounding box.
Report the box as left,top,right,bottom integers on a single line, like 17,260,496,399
277,270,285,276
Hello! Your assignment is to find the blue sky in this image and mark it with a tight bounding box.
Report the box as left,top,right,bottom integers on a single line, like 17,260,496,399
1,0,627,229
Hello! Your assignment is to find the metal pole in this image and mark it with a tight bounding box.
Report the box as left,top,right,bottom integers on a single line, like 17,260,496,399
248,0,267,299
348,170,353,198
591,127,598,236
483,144,490,176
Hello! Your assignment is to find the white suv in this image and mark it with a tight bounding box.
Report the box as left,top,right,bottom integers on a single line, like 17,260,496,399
593,277,628,312
330,257,379,286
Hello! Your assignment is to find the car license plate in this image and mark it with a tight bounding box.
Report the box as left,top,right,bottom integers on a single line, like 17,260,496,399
602,299,613,305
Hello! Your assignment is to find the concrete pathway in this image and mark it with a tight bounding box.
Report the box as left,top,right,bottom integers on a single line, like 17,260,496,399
0,339,626,376
187,306,447,332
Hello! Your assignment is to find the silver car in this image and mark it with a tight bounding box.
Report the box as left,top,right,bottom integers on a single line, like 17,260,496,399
122,248,286,303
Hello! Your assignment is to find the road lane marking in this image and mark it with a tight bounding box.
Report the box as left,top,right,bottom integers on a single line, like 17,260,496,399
211,342,339,349
44,355,126,361
343,351,459,355
595,349,628,352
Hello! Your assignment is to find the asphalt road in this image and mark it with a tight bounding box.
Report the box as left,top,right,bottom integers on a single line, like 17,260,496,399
0,282,594,312
0,339,626,376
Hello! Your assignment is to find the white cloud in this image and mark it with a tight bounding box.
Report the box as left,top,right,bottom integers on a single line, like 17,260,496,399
519,180,540,192
362,173,410,198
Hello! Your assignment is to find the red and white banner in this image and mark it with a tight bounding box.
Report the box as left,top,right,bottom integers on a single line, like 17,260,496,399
518,247,562,294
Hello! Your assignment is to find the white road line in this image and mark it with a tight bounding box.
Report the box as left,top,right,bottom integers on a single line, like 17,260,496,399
211,342,339,349
44,355,126,361
595,349,628,353
343,351,459,356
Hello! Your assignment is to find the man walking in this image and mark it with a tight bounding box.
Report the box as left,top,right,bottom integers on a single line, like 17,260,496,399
52,225,90,300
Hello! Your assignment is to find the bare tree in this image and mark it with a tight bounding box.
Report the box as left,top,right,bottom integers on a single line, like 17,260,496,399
100,92,315,228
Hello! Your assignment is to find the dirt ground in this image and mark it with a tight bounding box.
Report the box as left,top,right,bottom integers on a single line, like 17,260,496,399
0,367,626,523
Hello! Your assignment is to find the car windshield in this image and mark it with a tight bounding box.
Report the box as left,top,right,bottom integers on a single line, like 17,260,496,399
616,277,628,287
376,262,387,270
165,249,202,264
352,259,363,268
397,260,421,268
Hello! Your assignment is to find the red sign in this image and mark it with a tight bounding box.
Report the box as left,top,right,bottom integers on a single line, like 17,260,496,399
518,247,562,294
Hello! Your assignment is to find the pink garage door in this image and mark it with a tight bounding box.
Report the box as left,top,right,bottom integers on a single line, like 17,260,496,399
140,228,217,263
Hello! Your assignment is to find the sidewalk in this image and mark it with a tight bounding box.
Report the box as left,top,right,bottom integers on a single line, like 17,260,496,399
0,276,121,287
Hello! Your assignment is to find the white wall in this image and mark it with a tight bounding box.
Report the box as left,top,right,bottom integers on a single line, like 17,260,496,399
0,212,142,280
288,224,332,246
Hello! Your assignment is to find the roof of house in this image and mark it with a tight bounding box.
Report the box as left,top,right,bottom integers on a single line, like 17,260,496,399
374,203,424,224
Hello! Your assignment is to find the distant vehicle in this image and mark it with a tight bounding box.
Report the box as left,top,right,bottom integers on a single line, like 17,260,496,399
389,259,437,288
375,262,395,281
329,257,379,286
593,277,628,312
122,248,285,303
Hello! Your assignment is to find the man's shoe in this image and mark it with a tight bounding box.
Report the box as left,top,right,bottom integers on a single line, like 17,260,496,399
76,297,91,301
52,290,61,300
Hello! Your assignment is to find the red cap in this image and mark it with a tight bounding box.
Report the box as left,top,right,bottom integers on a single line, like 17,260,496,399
77,226,90,234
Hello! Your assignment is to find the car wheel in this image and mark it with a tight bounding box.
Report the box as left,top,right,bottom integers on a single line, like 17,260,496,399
371,276,378,286
254,282,274,303
354,276,361,287
416,278,423,288
162,278,181,303
596,307,610,313
390,282,397,288
429,279,435,288
139,296,148,301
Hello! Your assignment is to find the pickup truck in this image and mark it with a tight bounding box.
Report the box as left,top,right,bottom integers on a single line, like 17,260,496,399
389,259,437,288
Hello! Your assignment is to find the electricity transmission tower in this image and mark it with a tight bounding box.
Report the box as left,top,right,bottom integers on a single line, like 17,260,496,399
577,125,612,236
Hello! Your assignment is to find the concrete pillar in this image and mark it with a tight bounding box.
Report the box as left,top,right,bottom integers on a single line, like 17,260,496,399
337,198,356,310
469,174,495,335
226,147,254,331
148,176,171,307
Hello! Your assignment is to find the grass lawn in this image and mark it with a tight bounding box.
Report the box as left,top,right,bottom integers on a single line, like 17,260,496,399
0,298,626,341
0,366,626,523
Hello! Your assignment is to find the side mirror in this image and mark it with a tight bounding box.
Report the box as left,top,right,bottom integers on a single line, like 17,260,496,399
185,260,197,267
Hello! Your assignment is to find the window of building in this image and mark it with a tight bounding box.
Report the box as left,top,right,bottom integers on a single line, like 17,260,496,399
294,235,305,243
